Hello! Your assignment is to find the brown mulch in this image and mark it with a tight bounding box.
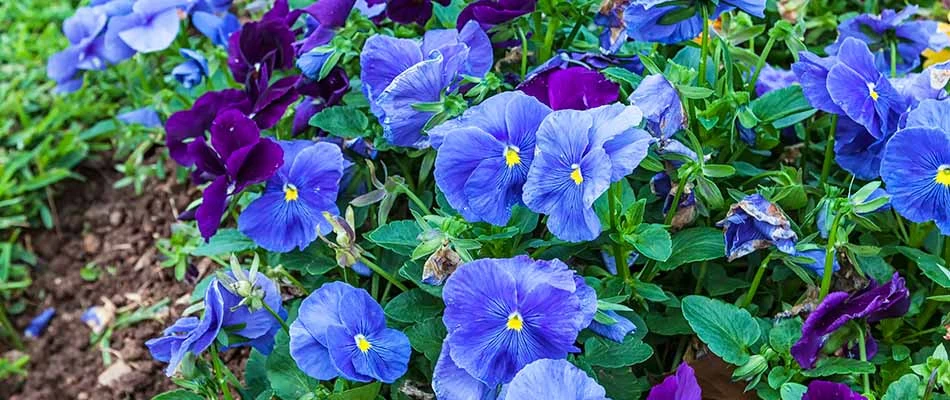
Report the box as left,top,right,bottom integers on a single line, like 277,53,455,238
0,155,241,400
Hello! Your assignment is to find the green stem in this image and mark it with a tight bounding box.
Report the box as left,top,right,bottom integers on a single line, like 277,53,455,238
0,308,23,350
819,114,838,189
360,256,409,292
890,41,898,78
608,182,630,283
539,18,561,63
747,35,777,93
694,262,708,294
740,255,772,309
262,303,289,333
209,345,235,400
517,27,529,79
563,21,583,50
698,6,711,87
399,184,430,213
857,327,871,395
916,237,950,330
819,208,844,300
280,270,309,295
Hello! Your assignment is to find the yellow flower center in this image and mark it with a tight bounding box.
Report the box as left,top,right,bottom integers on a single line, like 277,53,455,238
506,312,524,331
570,164,584,185
504,146,521,168
355,334,372,353
936,166,950,186
284,184,299,202
868,82,879,101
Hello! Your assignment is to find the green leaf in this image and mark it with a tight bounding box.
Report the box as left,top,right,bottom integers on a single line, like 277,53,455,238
750,86,812,125
894,247,950,288
328,382,382,400
779,383,807,400
192,229,257,256
633,281,669,302
365,220,422,256
399,261,443,298
801,358,875,377
277,245,337,276
405,317,447,361
593,367,650,400
681,295,760,365
151,390,204,400
581,336,654,368
659,228,724,271
768,318,802,355
702,164,736,178
624,224,671,262
883,374,921,400
266,330,320,400
384,289,444,323
308,105,369,138
245,350,271,399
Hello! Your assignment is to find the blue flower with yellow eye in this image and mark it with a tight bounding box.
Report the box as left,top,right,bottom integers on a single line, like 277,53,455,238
881,99,950,234
289,281,411,383
238,140,347,253
523,104,651,242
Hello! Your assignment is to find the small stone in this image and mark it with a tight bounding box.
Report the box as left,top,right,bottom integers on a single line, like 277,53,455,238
98,360,132,387
109,211,123,226
82,234,101,254
77,393,89,400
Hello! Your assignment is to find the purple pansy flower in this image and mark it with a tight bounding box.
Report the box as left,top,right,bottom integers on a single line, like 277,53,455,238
238,141,346,253
303,0,357,29
791,272,909,369
802,380,867,400
171,48,209,89
105,0,189,55
519,54,620,111
500,359,608,400
646,362,702,400
360,21,492,148
47,7,110,93
881,99,950,234
190,110,283,240
826,6,950,75
117,107,162,127
147,270,284,376
246,74,302,130
227,9,296,85
191,11,240,48
289,281,411,383
436,256,596,388
431,91,551,225
524,105,650,242
716,194,798,261
457,0,535,31
165,89,251,166
385,0,450,25
293,68,351,136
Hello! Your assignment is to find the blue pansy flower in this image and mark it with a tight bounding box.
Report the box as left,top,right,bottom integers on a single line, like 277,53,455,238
623,0,762,45
523,104,651,242
171,48,209,89
500,359,608,400
24,308,55,339
826,6,950,74
289,281,411,383
587,310,637,343
833,117,891,180
436,256,596,389
238,141,347,253
105,0,189,56
881,99,950,234
755,65,799,96
628,74,699,161
297,47,336,80
716,194,798,261
47,7,110,93
191,11,240,48
360,20,492,148
147,269,284,376
795,248,840,277
117,107,162,127
431,91,552,225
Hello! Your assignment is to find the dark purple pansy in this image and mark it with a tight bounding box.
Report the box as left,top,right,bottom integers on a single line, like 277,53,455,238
165,89,251,166
227,11,296,85
303,0,357,29
457,0,535,31
519,54,620,111
385,0,450,25
646,362,702,400
191,110,284,239
247,74,301,130
802,381,867,400
791,273,909,369
716,194,798,261
293,67,351,136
